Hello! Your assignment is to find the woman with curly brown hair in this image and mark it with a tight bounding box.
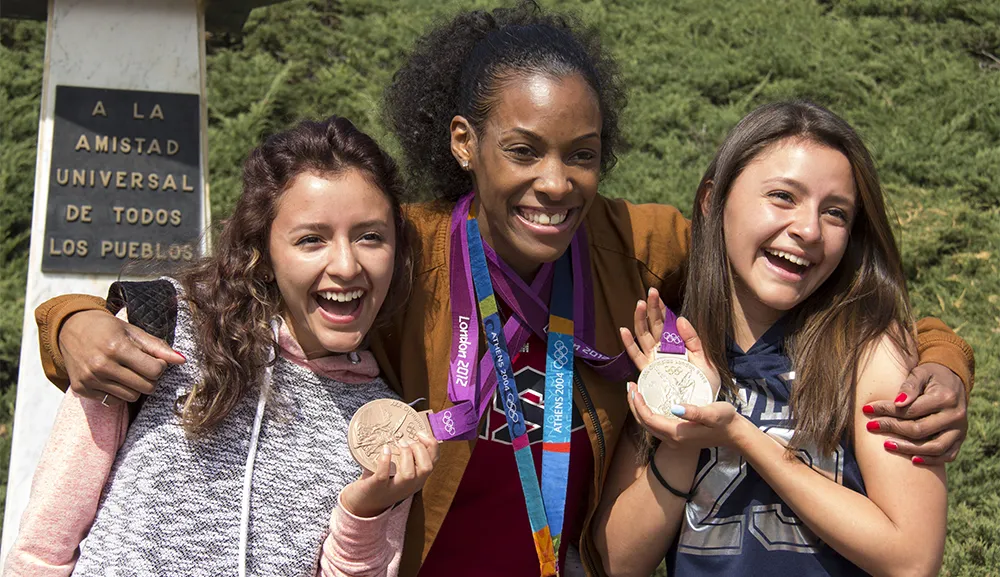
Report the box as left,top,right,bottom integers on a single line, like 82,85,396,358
31,3,974,576
6,116,438,577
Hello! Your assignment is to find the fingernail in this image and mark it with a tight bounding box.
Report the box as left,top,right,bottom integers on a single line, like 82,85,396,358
884,440,897,451
866,421,881,432
862,405,874,415
417,431,432,441
895,393,908,404
382,445,391,455
670,405,686,417
630,389,636,401
912,456,925,465
175,350,186,361
398,439,410,448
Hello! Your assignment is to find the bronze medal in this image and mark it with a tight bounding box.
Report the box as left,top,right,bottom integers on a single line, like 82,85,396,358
348,398,433,473
636,356,715,417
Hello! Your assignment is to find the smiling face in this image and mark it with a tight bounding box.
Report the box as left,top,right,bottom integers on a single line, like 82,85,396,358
268,170,396,357
723,138,857,330
454,73,602,278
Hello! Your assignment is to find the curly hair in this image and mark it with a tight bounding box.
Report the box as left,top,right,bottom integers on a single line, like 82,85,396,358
177,116,411,435
384,0,626,201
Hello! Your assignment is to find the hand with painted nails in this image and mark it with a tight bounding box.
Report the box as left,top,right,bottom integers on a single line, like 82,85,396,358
627,385,742,451
861,363,968,465
623,303,728,450
339,432,440,519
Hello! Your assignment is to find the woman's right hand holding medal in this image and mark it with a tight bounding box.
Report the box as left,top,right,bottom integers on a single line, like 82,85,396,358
339,432,439,519
620,288,732,451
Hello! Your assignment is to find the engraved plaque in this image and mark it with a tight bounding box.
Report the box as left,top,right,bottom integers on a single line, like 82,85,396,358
42,85,202,274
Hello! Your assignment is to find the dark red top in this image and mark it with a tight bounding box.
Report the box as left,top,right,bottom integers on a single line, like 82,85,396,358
418,331,594,576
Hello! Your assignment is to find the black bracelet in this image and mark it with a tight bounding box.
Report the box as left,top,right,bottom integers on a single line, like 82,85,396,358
648,453,695,501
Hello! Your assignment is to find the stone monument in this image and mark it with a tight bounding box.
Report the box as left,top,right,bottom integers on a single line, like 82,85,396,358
1,0,283,558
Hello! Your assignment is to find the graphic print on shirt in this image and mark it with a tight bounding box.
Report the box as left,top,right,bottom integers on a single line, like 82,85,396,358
677,373,852,556
481,347,585,445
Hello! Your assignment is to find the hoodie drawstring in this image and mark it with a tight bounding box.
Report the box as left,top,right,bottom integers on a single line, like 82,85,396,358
238,320,279,577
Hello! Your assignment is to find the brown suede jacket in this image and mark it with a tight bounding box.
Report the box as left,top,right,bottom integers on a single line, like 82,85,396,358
37,195,975,577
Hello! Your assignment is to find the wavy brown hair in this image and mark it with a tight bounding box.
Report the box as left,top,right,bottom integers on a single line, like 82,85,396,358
176,116,411,436
685,100,914,456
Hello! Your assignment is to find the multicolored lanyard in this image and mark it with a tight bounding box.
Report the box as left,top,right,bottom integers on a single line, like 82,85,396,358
427,193,633,444
465,204,571,577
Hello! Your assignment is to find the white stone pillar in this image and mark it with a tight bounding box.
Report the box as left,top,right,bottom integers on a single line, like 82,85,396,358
1,0,209,559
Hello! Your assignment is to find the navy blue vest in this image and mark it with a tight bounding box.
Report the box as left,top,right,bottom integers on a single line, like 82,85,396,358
668,320,869,576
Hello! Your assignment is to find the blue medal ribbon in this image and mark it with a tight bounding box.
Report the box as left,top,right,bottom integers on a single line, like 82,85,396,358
466,211,573,577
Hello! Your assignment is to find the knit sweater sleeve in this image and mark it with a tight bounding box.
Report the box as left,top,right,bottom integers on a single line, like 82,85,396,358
2,390,128,577
317,495,411,577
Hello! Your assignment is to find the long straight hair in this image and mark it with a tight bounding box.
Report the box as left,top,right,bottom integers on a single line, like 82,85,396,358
684,101,914,455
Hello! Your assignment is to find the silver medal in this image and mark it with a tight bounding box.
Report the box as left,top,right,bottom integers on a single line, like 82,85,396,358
636,356,715,417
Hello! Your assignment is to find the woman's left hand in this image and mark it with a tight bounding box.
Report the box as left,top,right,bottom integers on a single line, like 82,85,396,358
627,384,742,451
339,431,439,518
862,363,967,465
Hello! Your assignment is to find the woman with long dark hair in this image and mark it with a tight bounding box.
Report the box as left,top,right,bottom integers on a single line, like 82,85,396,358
595,101,947,576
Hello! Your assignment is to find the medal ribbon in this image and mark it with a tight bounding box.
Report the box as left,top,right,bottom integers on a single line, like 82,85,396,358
466,209,563,577
428,193,634,443
659,307,686,355
541,252,574,560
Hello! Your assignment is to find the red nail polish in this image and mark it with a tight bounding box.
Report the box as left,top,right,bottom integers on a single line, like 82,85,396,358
176,351,186,361
862,405,874,414
895,392,908,404
866,421,881,432
912,456,925,465
884,440,897,451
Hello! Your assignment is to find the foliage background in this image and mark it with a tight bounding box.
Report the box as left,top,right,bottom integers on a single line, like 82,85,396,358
1,0,997,573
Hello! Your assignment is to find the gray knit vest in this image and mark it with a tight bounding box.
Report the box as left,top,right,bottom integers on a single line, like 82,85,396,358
73,282,398,576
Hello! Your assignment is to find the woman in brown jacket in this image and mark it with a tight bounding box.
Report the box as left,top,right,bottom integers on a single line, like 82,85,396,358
36,3,974,576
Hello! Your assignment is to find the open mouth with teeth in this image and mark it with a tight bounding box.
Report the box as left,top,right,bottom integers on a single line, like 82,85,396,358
763,248,813,276
516,206,573,227
315,289,365,319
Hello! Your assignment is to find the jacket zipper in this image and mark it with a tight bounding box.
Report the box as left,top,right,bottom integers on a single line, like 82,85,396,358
574,371,606,576
574,372,605,471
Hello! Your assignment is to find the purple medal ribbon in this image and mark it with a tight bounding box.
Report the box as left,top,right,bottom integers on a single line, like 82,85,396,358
427,193,634,441
659,307,686,355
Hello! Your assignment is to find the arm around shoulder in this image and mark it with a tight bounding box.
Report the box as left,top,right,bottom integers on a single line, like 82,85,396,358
34,294,110,389
914,317,975,393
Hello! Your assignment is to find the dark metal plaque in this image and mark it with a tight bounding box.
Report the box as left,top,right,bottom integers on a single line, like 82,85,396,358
42,85,203,274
